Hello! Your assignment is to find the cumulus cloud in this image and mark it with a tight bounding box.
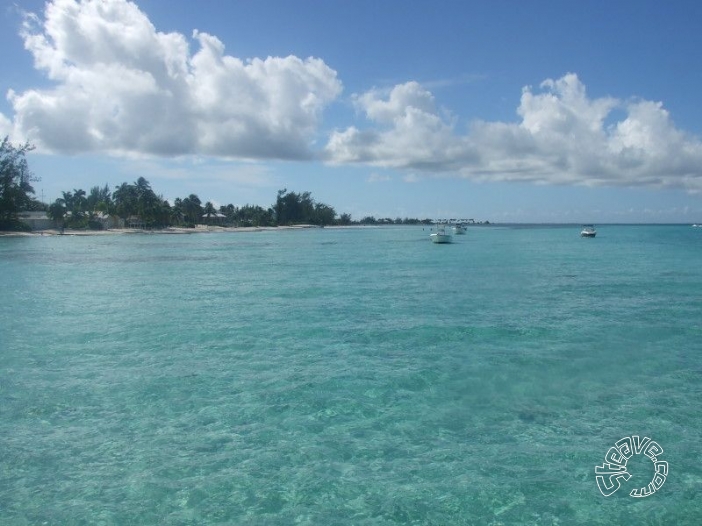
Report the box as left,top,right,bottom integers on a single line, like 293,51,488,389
326,73,702,192
325,82,477,171
7,0,341,159
5,1,702,194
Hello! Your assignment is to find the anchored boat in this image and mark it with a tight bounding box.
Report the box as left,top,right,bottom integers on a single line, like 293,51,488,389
430,225,452,244
580,225,597,238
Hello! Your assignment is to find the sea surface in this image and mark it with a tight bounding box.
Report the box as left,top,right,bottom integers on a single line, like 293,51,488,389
1,224,701,525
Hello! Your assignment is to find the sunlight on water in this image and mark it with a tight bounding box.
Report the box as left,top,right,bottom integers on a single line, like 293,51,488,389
1,225,701,524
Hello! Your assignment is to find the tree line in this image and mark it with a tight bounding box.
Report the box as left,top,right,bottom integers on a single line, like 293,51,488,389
1,137,345,230
46,179,349,229
1,136,444,231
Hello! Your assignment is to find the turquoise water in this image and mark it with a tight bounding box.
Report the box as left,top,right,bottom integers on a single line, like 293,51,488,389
1,225,701,524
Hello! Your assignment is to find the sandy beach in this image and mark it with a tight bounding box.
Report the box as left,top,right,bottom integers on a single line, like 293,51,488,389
0,224,329,237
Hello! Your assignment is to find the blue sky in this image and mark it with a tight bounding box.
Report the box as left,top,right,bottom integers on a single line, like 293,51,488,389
2,0,702,222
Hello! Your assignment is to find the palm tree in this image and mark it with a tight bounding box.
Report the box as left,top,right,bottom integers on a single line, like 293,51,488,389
87,184,112,216
182,194,202,226
60,191,73,212
172,198,185,226
203,201,217,224
134,178,158,226
156,199,172,227
47,199,66,225
72,188,87,219
220,203,235,226
113,182,137,220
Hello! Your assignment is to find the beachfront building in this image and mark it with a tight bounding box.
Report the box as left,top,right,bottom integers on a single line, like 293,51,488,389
18,211,54,231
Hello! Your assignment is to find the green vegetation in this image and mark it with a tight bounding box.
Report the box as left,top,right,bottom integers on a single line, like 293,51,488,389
0,137,42,230
40,179,341,230
36,176,350,230
274,189,336,226
358,216,434,225
47,178,281,230
2,137,470,231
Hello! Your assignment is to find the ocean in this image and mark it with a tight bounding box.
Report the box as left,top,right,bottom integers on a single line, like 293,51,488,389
1,224,701,524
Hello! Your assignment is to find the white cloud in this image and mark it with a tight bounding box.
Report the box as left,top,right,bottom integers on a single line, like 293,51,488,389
7,0,341,159
6,1,702,195
367,172,391,183
325,81,475,170
326,73,702,192
355,82,438,124
0,112,12,138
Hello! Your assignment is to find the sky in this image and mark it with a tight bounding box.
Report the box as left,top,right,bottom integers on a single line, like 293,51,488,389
2,0,702,223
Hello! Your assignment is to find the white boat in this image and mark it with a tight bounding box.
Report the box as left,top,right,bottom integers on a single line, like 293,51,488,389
453,224,467,235
580,225,597,237
430,226,452,244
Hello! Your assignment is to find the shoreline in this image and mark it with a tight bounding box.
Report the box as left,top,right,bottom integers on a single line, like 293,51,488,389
0,224,330,237
2,223,696,237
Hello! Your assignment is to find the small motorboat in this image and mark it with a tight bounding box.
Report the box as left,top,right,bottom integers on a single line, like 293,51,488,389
430,226,452,244
580,225,597,237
